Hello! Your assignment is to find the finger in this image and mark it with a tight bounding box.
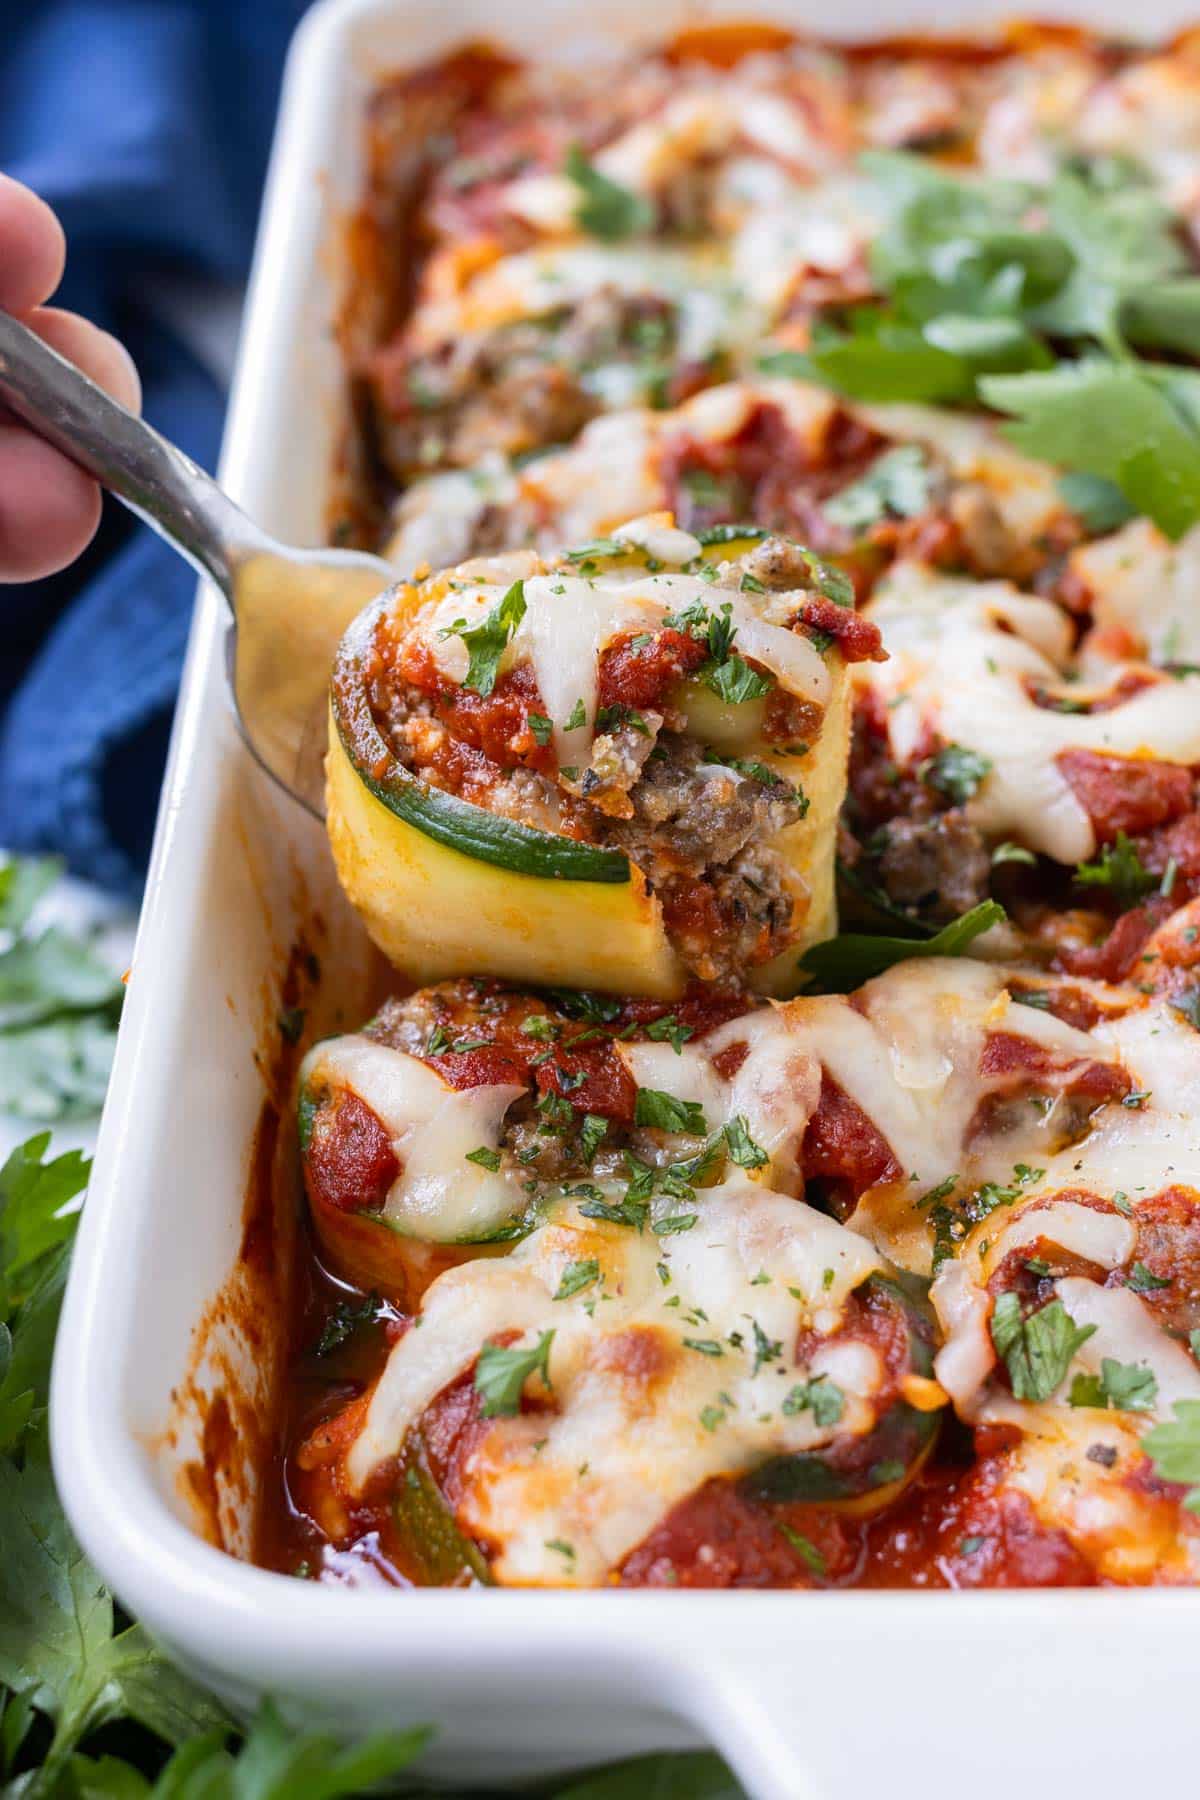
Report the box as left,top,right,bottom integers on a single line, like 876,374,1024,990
28,307,142,413
0,309,142,580
0,173,66,314
0,427,100,580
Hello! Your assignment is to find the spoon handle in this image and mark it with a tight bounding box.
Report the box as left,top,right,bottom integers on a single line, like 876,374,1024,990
0,309,267,592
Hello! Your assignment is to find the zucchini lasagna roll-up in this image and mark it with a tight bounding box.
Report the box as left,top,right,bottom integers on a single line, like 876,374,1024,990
327,518,881,997
294,979,943,1588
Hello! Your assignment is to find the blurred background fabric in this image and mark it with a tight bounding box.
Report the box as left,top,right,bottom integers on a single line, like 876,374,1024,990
0,0,309,896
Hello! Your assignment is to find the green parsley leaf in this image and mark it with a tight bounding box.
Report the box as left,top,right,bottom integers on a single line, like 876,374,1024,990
778,1523,827,1577
312,1292,378,1358
699,1405,726,1432
1073,830,1157,910
990,1292,1096,1402
553,1259,601,1301
781,1377,845,1427
635,1088,708,1135
921,744,992,805
723,1115,768,1171
1127,1261,1171,1293
465,1145,502,1172
982,359,1200,541
1057,471,1137,534
528,711,553,746
750,1319,784,1375
576,1193,648,1231
655,1213,698,1235
703,654,773,705
438,579,526,696
645,1014,694,1054
578,1113,609,1162
825,445,935,533
565,144,653,241
682,1337,724,1357
474,1329,555,1417
562,698,587,731
1068,1356,1158,1412
1144,1399,1200,1513
799,899,1005,992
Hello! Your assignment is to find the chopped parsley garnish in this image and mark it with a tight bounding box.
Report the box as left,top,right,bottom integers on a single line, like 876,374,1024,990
562,698,587,732
437,579,526,697
545,988,622,1024
1144,1400,1200,1513
779,1525,828,1577
465,1145,502,1172
1073,831,1157,910
705,654,773,705
576,1192,648,1231
564,144,653,241
312,1291,378,1358
750,1319,784,1375
595,703,651,737
1127,1260,1171,1293
527,711,553,746
990,1292,1096,1403
634,1088,708,1135
645,1013,694,1053
682,1337,724,1357
578,1113,609,1162
920,744,992,805
553,1259,601,1301
825,445,935,534
699,1404,726,1432
781,1377,845,1427
723,1115,768,1170
474,1329,555,1417
1068,1356,1158,1412
931,1163,1043,1270
655,1212,698,1235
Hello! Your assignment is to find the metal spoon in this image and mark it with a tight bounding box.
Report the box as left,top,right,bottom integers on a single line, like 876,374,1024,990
0,310,394,818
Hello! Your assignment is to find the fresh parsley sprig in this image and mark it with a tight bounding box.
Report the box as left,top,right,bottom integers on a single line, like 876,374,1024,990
799,899,1005,992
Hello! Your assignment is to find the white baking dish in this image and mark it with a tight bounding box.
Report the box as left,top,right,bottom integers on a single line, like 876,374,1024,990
50,2,1200,1794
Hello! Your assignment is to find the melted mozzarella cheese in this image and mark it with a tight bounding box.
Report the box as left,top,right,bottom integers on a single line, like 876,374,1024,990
345,1181,885,1585
861,561,1200,862
1072,518,1200,669
304,1036,525,1242
415,562,831,766
408,242,751,374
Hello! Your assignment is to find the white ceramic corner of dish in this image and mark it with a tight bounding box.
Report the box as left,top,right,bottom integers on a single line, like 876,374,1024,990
49,3,1200,1797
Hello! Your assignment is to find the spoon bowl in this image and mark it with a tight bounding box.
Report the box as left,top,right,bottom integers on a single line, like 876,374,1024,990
0,310,394,817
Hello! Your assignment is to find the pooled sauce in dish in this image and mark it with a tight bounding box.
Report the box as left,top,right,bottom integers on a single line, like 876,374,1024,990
251,21,1200,1589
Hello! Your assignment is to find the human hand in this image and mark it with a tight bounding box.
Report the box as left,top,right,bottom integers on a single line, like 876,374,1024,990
0,173,142,581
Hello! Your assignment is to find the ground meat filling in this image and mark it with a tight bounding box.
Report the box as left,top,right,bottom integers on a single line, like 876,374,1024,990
369,290,707,482
844,697,992,926
365,539,838,978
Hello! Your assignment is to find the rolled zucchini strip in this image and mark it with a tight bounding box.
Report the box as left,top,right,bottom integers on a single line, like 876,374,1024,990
335,1180,944,1588
327,518,874,997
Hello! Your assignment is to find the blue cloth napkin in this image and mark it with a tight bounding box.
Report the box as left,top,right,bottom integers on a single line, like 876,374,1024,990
0,0,308,895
